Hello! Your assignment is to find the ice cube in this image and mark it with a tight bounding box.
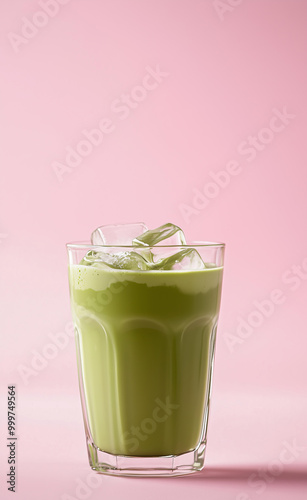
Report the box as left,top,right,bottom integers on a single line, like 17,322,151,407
108,251,151,270
80,250,104,266
81,250,150,270
154,248,205,271
91,223,148,246
133,223,186,247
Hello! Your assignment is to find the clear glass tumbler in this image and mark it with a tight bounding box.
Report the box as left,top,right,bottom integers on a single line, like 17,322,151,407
67,242,225,476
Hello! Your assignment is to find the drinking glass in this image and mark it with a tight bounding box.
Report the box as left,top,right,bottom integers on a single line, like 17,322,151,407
67,242,225,476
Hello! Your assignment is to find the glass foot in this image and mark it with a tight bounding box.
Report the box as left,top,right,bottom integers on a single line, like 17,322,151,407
87,440,207,477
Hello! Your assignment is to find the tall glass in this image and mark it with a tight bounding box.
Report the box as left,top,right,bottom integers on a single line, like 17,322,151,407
67,242,225,476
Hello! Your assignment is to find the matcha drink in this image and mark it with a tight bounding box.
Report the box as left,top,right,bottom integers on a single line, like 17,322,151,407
67,223,224,476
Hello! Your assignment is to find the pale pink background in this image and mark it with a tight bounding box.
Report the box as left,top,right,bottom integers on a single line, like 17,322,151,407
1,0,307,499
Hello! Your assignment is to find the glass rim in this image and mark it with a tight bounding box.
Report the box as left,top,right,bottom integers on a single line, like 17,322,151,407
66,241,225,250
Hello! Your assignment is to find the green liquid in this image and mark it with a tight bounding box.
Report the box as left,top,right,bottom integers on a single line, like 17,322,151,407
69,265,223,457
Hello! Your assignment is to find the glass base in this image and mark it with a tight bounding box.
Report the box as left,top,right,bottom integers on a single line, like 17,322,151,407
87,440,207,477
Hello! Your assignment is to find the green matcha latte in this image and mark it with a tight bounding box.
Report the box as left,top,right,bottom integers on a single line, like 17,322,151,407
67,223,224,475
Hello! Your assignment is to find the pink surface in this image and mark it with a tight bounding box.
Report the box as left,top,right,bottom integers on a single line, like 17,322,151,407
1,0,306,498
